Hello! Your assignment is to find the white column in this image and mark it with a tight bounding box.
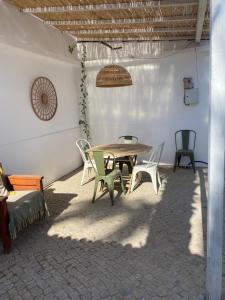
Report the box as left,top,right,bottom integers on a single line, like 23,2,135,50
207,1,225,299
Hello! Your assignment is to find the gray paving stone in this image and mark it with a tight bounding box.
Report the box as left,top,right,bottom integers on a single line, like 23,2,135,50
0,168,210,299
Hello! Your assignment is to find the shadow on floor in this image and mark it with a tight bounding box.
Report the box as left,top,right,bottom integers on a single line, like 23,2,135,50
0,167,208,299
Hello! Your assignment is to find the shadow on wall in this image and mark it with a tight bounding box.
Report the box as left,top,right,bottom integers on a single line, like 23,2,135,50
0,168,208,299
87,49,209,164
0,1,76,60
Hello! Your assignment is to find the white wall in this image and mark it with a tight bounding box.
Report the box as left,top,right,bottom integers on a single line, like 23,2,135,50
0,2,82,185
87,46,209,165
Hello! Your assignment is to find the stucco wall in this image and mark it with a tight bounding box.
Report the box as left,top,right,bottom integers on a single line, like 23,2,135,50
87,46,209,165
0,2,82,185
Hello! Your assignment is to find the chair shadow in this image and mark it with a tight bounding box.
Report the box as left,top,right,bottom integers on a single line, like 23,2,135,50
93,182,125,203
44,188,78,221
0,167,208,299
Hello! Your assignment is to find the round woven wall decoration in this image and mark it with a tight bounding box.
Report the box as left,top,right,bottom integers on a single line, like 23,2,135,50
31,77,57,121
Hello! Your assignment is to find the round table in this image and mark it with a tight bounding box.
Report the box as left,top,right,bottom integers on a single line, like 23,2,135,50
87,143,152,192
87,143,152,158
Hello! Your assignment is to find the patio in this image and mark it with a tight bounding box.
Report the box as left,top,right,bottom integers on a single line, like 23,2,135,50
0,167,208,299
1,0,225,299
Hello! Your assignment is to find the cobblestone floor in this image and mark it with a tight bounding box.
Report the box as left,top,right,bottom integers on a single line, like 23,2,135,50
0,167,208,299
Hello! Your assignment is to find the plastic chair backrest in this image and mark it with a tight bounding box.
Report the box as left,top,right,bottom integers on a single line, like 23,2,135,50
76,139,91,162
92,150,106,176
148,142,165,167
90,151,116,177
175,130,196,151
118,135,138,144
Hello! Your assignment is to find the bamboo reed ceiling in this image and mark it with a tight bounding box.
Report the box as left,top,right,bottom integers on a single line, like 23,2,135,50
7,0,210,43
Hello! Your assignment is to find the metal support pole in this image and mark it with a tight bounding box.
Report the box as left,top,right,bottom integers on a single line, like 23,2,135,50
206,1,225,299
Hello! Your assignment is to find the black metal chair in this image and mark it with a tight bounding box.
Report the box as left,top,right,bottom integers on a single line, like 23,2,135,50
117,135,138,173
173,130,196,173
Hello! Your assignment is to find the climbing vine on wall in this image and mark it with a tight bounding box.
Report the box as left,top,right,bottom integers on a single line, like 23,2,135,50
69,44,91,141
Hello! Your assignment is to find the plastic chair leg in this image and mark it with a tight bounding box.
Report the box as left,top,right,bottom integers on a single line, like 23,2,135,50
157,171,162,187
92,179,99,203
81,166,87,185
149,170,158,194
108,183,114,206
87,167,92,178
130,170,138,192
120,176,125,194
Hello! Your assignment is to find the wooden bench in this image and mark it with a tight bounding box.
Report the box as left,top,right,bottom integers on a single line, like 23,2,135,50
0,175,46,254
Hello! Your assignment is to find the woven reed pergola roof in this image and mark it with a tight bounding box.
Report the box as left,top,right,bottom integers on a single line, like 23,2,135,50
7,0,209,43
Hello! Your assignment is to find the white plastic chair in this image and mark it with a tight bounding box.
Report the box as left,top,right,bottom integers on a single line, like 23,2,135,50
76,139,95,185
130,142,165,194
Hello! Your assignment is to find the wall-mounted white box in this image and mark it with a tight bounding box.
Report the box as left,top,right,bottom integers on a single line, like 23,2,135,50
184,88,198,105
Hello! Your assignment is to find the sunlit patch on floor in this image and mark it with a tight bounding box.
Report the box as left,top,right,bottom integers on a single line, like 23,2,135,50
0,167,208,299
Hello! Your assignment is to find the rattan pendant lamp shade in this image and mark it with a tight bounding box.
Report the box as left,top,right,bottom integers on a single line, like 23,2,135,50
96,64,132,87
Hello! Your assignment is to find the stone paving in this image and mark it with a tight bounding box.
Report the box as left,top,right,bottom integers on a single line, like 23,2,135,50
0,167,209,299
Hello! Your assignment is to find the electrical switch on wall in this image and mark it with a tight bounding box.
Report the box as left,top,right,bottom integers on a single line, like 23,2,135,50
183,77,198,106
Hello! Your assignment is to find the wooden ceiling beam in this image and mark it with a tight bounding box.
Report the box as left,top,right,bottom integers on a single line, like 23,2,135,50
195,0,208,42
45,15,199,26
68,27,209,35
22,1,198,14
75,36,200,42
